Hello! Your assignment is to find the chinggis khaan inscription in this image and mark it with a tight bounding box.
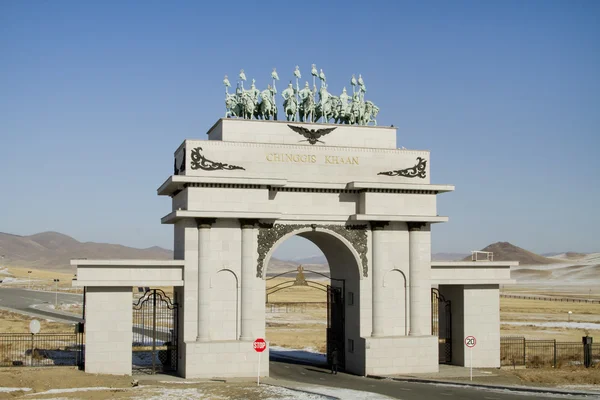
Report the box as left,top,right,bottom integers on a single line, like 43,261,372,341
266,153,359,165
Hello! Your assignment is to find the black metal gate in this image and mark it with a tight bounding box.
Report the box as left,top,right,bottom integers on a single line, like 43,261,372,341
132,289,178,374
431,288,452,364
326,285,345,370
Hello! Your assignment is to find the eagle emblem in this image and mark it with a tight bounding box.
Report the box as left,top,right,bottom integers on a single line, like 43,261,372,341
287,124,337,145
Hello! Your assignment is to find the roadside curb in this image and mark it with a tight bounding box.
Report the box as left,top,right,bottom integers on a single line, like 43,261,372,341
367,374,600,397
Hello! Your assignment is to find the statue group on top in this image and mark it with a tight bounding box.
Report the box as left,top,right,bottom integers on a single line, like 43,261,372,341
223,65,380,126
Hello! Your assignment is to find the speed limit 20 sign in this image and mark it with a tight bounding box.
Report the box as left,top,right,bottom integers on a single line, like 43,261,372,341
464,336,476,348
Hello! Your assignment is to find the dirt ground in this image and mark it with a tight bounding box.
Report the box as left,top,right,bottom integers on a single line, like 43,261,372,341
0,368,307,399
0,309,76,334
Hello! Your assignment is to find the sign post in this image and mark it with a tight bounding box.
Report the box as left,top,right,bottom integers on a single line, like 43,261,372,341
253,338,266,386
464,335,476,381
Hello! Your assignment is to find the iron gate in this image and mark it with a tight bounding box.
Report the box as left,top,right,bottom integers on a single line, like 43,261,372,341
431,288,452,364
132,289,178,374
326,285,345,370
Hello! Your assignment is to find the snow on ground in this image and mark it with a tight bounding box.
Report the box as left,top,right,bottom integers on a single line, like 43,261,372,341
0,267,12,275
0,277,29,284
0,387,32,392
503,321,600,330
25,387,115,395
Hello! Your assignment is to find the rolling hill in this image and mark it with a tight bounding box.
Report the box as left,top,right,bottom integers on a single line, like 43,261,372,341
0,231,173,271
462,242,561,265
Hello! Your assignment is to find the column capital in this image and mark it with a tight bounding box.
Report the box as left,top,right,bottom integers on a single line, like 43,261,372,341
407,222,428,231
370,221,389,231
239,219,259,229
195,218,216,229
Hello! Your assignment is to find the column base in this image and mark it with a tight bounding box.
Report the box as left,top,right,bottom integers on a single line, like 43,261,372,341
366,335,438,375
182,340,269,379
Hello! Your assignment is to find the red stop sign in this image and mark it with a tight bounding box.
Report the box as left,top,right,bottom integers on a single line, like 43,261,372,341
253,338,266,353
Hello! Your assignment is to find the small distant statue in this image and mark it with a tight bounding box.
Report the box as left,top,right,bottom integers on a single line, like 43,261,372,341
319,69,326,87
294,65,301,80
271,68,279,81
282,82,298,121
239,69,247,90
311,64,318,87
223,75,231,94
351,74,357,94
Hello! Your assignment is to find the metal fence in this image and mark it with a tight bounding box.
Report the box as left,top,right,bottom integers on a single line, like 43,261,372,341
501,336,598,368
0,331,84,367
500,294,600,304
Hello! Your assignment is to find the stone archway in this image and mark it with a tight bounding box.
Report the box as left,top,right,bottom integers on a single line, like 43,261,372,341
260,224,366,373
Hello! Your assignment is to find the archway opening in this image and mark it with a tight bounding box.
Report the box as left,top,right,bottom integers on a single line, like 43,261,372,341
264,230,361,373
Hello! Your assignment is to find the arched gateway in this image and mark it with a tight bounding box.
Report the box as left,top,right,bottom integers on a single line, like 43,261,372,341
73,118,515,378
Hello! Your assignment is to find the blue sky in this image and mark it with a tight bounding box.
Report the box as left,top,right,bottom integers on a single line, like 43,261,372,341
1,1,598,259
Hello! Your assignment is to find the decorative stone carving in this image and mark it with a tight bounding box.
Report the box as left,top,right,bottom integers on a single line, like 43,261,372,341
174,148,186,175
190,147,245,171
407,222,428,231
370,221,389,230
256,223,368,278
195,218,216,229
287,124,337,145
378,157,427,178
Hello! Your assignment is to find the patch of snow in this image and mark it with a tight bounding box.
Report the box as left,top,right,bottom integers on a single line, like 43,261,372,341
502,321,600,330
0,387,32,393
275,385,395,399
0,277,28,284
26,387,118,395
129,388,221,399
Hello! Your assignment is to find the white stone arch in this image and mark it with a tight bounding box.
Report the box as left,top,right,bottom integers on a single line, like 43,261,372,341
261,225,365,281
209,268,239,340
383,268,408,336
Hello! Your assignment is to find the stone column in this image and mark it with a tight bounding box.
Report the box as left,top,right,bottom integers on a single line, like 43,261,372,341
239,219,257,341
196,218,215,342
371,221,388,337
408,222,430,336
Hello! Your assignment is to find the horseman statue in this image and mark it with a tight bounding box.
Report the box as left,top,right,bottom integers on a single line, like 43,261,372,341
282,82,298,122
298,81,316,123
258,85,277,120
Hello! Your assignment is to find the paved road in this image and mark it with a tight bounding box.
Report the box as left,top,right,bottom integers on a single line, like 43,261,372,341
269,358,594,400
0,287,83,323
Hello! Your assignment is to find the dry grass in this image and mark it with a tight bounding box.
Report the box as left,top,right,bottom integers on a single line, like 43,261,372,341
510,365,600,385
499,297,600,340
0,309,74,333
501,297,600,316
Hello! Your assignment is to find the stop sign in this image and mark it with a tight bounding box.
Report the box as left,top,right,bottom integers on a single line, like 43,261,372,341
253,338,266,353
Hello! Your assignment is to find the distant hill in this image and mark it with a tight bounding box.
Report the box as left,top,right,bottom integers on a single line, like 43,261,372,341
293,255,328,265
0,231,173,271
462,242,561,265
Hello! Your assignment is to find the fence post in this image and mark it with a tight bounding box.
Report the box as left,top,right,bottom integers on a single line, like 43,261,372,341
522,337,526,366
30,333,34,366
553,339,557,368
583,336,592,368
